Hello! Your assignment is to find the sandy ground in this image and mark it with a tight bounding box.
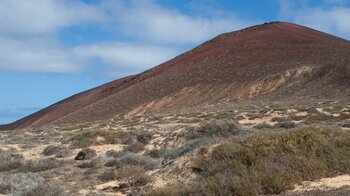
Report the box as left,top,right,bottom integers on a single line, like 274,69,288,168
293,174,350,192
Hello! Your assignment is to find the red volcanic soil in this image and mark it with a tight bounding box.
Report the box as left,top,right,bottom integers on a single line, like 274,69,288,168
1,22,350,130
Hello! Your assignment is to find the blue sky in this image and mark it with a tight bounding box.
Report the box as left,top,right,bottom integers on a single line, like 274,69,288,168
1,0,350,124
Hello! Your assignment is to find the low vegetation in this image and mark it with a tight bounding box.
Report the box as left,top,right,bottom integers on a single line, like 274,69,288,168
99,165,149,185
23,158,63,172
183,120,241,140
42,145,71,158
0,148,25,172
148,126,350,195
163,139,206,160
1,104,349,195
105,152,158,170
69,128,153,148
0,173,65,196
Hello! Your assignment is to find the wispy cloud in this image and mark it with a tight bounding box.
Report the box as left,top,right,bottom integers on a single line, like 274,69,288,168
279,0,350,39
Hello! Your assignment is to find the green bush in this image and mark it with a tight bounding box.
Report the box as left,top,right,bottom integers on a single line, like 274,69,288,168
183,120,241,140
70,129,153,149
69,129,135,148
148,126,350,195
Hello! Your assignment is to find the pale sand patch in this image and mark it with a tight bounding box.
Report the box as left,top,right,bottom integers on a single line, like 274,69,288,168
316,108,339,117
341,108,350,114
79,189,119,196
96,136,106,143
293,174,350,192
96,181,130,196
294,111,308,116
0,144,21,151
238,111,285,126
95,181,121,190
89,144,123,155
150,173,169,190
287,109,298,113
21,144,56,160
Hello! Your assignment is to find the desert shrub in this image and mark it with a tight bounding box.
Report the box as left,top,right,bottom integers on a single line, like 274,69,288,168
78,157,104,169
11,173,65,196
234,115,245,121
164,139,203,160
184,120,241,140
245,113,263,120
290,115,306,121
23,158,63,172
0,175,11,194
75,148,97,160
271,116,288,123
144,149,165,159
104,153,157,170
125,142,146,153
253,123,274,130
0,148,25,172
105,150,127,158
70,129,135,148
306,111,350,123
277,121,296,129
99,165,149,186
337,113,350,120
135,129,153,144
149,126,350,195
143,183,190,196
98,170,117,182
42,145,70,158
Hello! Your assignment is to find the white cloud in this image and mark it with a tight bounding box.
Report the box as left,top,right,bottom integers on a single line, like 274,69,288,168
0,0,106,73
107,0,251,45
74,42,181,73
280,0,350,39
0,36,85,73
0,0,252,75
0,0,105,37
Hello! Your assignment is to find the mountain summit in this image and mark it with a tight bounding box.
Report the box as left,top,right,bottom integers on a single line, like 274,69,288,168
2,22,350,130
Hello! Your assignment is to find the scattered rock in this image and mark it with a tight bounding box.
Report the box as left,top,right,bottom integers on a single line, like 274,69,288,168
342,123,350,128
75,148,97,160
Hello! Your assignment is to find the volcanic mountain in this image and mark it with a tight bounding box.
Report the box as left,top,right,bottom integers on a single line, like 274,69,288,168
1,22,350,130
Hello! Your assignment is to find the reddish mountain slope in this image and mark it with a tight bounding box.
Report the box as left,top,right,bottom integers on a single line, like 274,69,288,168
1,22,350,130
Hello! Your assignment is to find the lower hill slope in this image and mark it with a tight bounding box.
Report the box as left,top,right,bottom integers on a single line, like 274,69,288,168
1,22,350,130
